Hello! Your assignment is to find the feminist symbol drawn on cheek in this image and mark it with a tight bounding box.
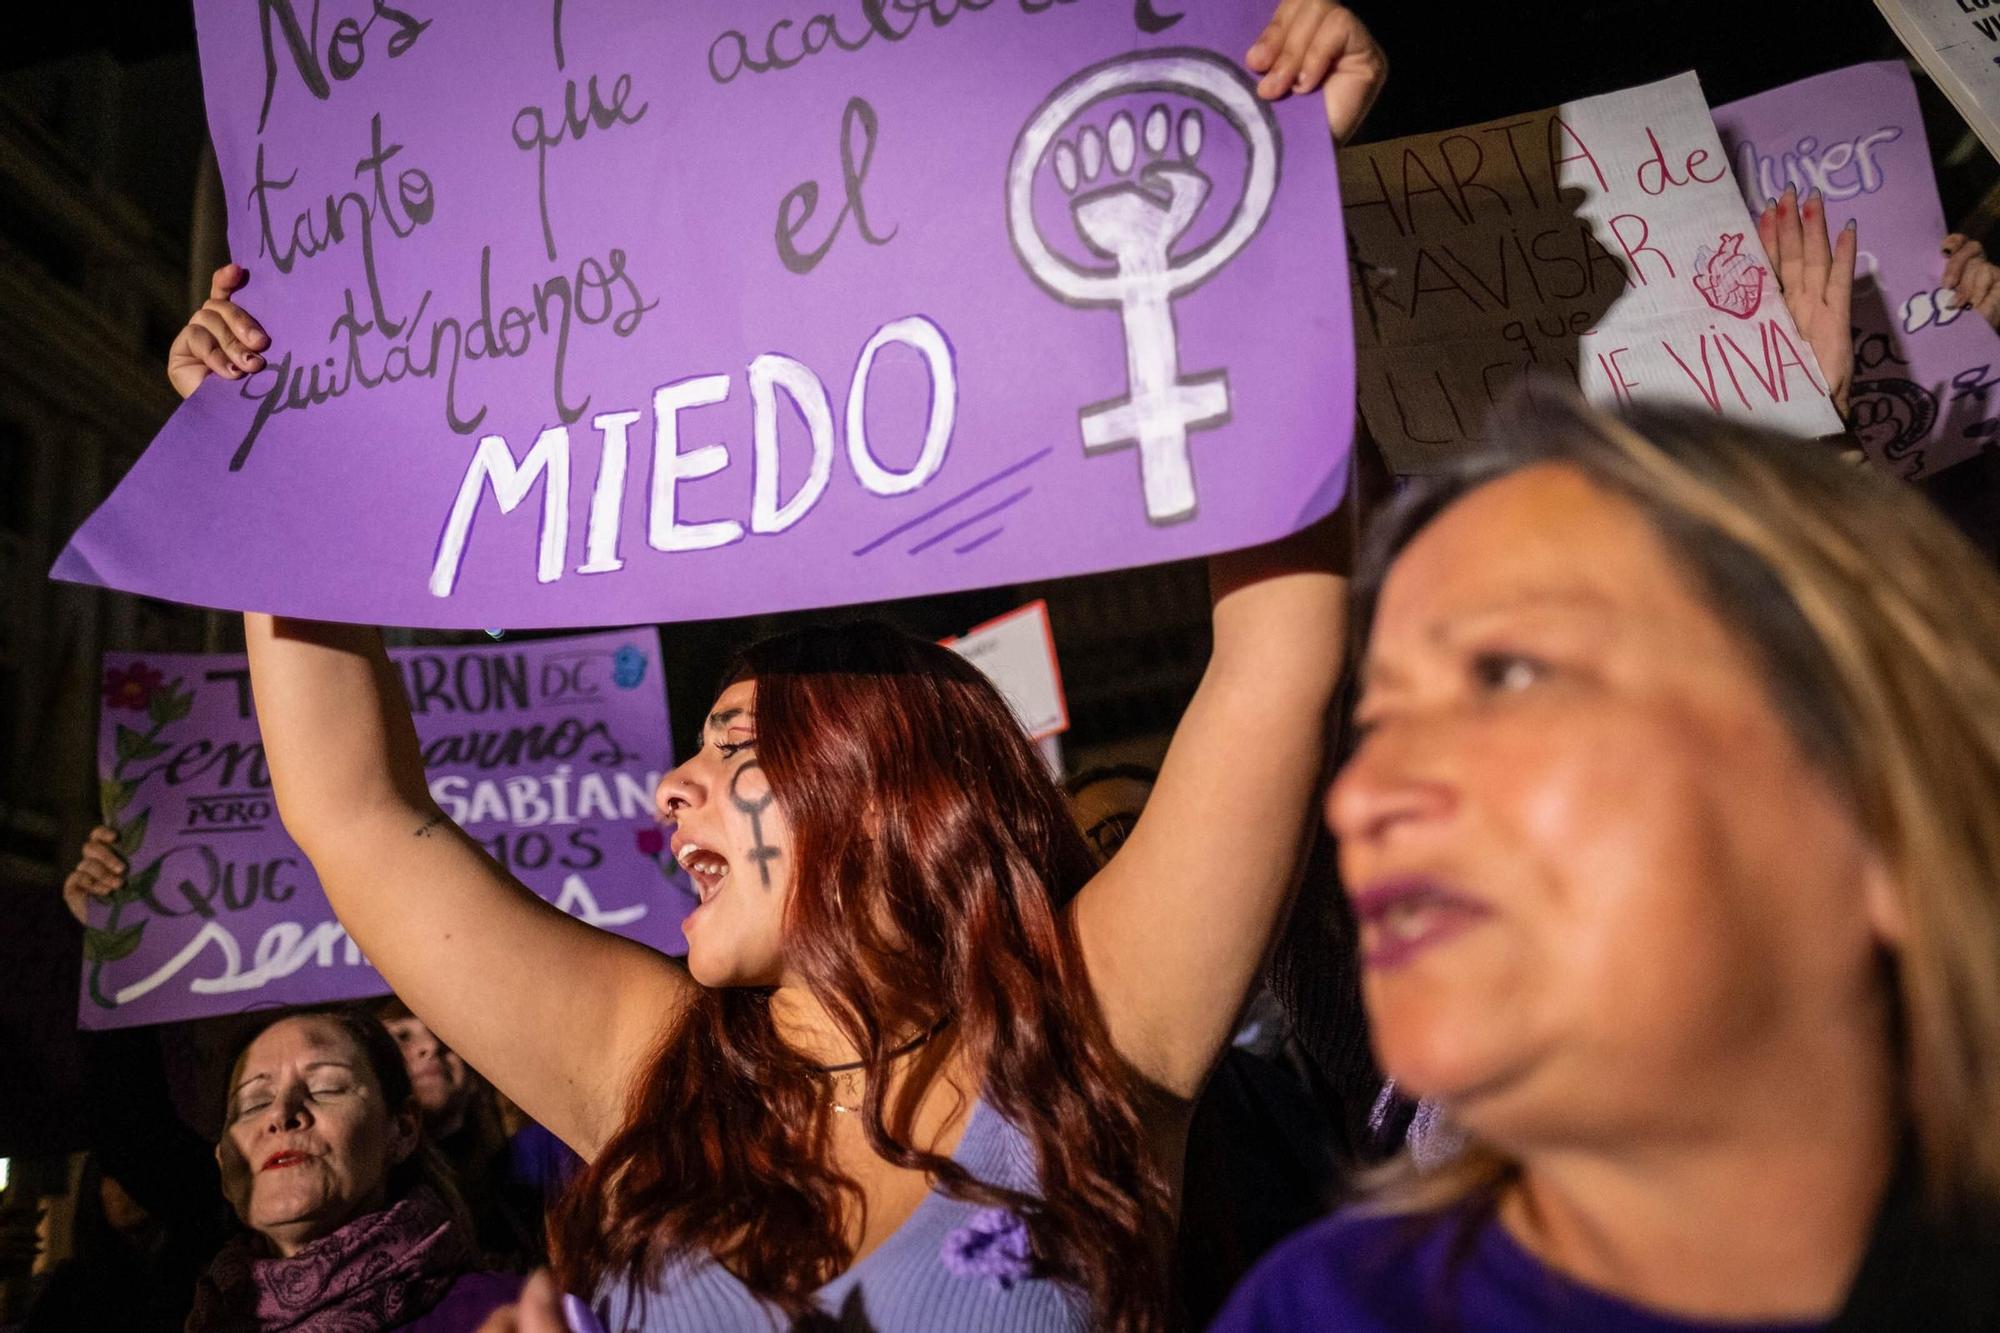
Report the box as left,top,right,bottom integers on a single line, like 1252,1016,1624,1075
728,761,781,888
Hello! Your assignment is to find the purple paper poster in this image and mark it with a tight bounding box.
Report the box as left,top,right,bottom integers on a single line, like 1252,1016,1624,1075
1716,61,2000,479
81,630,690,1028
52,2,1353,628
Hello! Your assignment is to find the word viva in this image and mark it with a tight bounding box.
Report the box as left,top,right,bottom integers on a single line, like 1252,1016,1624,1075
430,314,955,597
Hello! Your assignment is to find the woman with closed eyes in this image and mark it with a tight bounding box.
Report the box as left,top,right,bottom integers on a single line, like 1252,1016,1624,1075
194,1007,522,1331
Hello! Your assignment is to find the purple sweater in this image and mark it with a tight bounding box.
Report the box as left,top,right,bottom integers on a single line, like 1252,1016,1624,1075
589,1099,1088,1332
1211,1206,1829,1333
397,1270,525,1332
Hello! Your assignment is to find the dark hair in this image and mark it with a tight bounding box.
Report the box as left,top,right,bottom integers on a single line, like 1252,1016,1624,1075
222,1005,468,1225
550,621,1173,1329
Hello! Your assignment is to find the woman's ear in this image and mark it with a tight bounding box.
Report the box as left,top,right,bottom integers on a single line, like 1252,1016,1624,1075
1862,855,1908,948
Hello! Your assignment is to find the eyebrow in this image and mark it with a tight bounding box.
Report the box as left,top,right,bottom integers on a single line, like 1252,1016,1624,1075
1443,587,1614,637
1361,588,1620,689
231,1060,355,1096
705,708,754,733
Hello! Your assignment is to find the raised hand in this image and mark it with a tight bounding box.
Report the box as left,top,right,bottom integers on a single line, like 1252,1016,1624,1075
1245,0,1387,145
1758,185,1857,418
167,263,270,400
61,825,127,927
1942,233,2000,330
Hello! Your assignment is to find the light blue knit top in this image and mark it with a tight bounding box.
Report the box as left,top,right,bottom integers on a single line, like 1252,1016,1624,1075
588,1098,1090,1332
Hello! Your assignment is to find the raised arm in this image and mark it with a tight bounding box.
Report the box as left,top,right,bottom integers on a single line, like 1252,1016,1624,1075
245,616,691,1157
1069,499,1351,1102
172,265,688,1156
1069,0,1382,1105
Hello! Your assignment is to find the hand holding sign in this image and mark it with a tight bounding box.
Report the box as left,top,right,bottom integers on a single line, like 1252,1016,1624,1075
1245,0,1386,143
1942,234,2000,327
168,264,269,398
55,1,1357,630
61,826,127,927
1757,186,1858,416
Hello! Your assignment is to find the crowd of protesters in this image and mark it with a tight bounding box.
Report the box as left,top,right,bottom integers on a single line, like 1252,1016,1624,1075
10,1,2000,1329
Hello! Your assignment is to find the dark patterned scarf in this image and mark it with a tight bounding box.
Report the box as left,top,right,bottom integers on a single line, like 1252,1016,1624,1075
186,1185,473,1332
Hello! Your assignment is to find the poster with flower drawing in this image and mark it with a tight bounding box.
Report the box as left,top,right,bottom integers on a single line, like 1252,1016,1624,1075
82,630,691,1028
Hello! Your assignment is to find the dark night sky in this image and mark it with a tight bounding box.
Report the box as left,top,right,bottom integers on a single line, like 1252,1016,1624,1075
0,0,1895,105
12,1,1967,229
1358,0,1893,138
4,2,1900,119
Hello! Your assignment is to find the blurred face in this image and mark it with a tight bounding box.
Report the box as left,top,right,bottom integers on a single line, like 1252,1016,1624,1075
658,680,797,988
216,1017,418,1256
384,1014,472,1130
1330,465,1892,1149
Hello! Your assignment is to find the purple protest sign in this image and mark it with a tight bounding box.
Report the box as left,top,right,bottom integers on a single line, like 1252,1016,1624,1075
1716,62,2000,479
51,2,1352,628
81,630,690,1028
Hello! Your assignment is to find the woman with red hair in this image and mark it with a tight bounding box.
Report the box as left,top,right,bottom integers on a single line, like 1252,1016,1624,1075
238,465,1345,1333
190,9,1383,1325
238,460,1347,1333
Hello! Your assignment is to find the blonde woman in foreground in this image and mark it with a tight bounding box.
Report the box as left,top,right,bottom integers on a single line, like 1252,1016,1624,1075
1213,390,2000,1332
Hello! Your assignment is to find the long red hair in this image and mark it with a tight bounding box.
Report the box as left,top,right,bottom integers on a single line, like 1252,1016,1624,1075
549,621,1173,1328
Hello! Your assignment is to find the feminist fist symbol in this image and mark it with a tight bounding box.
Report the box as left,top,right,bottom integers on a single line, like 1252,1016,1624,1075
1008,51,1280,524
1693,232,1766,320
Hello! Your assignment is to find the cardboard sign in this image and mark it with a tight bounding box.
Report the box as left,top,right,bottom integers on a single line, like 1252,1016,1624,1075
1716,61,2000,479
1342,72,1843,472
1876,0,2000,168
81,631,689,1028
52,1,1354,628
943,600,1069,740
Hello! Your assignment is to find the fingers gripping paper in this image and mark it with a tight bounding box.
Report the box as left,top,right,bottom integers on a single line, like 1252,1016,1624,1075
1342,72,1843,472
51,1,1354,628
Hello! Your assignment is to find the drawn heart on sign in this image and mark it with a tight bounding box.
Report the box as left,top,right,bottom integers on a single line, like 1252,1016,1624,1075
1692,232,1766,320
